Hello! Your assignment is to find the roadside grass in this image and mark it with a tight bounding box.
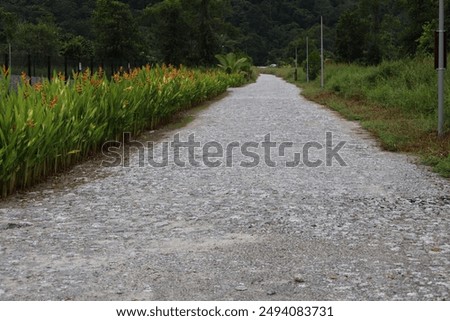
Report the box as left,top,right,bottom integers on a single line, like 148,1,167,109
261,59,450,178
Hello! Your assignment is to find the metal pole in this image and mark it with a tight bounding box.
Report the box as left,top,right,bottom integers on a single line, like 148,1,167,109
321,16,324,88
438,0,445,137
306,37,310,83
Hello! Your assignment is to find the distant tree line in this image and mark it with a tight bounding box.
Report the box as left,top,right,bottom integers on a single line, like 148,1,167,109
0,0,449,67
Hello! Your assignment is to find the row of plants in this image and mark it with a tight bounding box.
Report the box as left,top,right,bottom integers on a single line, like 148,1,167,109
263,58,450,177
0,65,247,197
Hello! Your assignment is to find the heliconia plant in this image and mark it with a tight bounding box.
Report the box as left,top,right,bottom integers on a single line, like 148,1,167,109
215,53,253,80
0,65,246,197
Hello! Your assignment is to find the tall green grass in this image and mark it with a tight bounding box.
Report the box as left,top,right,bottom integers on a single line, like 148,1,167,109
0,65,246,197
262,58,450,177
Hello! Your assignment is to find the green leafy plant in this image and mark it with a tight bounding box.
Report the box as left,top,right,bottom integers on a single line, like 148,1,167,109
215,53,252,78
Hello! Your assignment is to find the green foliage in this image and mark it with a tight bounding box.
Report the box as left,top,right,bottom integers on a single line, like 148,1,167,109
61,35,94,59
417,21,436,56
143,0,229,66
92,0,139,60
144,0,188,65
0,7,17,47
215,52,251,75
336,10,368,63
303,50,321,81
403,0,438,55
14,21,61,55
2,0,448,66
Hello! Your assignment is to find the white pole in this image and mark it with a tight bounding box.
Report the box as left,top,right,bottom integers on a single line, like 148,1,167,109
321,16,324,88
438,0,445,137
306,37,309,83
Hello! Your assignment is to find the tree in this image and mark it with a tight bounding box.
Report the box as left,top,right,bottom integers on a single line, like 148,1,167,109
416,20,436,56
335,10,368,63
197,0,220,65
92,0,139,61
61,35,94,59
14,21,60,55
403,0,438,55
0,7,17,57
143,0,230,66
144,0,189,65
303,49,321,80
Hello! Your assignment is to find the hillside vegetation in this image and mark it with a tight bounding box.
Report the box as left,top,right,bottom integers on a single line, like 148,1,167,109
2,1,448,66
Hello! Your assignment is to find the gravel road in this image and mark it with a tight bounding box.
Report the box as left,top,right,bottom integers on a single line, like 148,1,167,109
0,74,449,301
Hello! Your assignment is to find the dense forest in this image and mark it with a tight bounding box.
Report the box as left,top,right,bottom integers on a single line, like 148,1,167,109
0,0,448,66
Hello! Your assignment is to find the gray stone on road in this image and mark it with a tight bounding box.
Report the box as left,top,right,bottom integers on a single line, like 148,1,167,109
0,74,449,300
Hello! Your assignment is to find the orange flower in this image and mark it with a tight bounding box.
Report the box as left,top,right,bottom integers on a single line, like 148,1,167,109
76,83,83,94
49,96,58,109
26,119,35,128
33,82,43,92
2,65,9,76
90,78,102,89
21,72,29,85
113,72,121,83
41,92,47,105
82,69,90,82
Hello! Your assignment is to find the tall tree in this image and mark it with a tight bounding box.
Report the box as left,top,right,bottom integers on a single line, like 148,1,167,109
197,0,219,65
15,21,60,55
92,0,139,61
0,7,17,55
335,9,368,63
144,0,189,65
402,0,439,55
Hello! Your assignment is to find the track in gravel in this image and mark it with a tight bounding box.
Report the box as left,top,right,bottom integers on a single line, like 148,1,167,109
0,74,449,300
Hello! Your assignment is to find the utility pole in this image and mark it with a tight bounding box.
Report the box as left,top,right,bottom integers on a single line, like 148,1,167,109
438,0,445,137
321,16,324,88
306,37,310,83
295,46,298,81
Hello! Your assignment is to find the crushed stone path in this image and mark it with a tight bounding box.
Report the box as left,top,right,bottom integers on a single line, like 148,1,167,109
1,74,449,300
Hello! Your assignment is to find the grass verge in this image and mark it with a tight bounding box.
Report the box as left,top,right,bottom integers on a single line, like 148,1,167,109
262,59,450,178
